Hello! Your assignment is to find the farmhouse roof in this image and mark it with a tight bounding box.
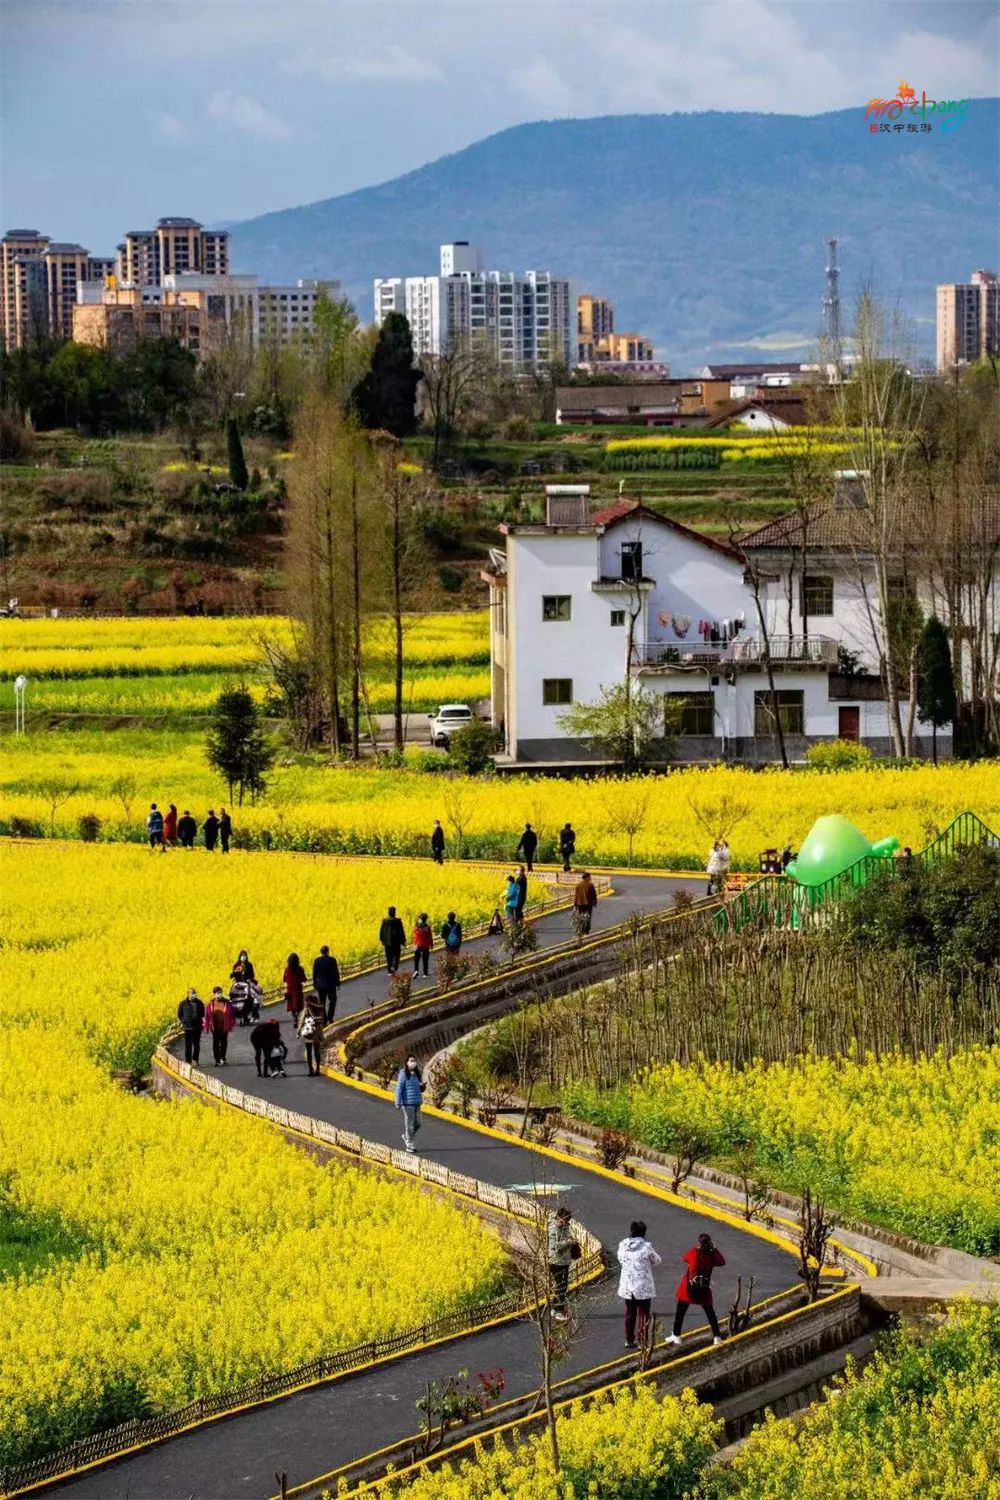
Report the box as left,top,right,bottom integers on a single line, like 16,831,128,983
590,498,742,560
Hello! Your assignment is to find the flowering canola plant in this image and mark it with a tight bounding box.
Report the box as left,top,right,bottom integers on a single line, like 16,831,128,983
564,1048,1000,1255
364,1383,720,1499
0,842,521,1466
2,735,996,870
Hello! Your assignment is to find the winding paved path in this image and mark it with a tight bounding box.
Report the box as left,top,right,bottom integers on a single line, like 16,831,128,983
48,870,800,1500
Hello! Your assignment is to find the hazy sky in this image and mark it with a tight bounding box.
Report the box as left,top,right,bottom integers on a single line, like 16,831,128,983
2,0,997,250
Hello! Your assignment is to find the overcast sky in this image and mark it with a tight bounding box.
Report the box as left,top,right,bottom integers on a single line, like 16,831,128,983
2,0,997,250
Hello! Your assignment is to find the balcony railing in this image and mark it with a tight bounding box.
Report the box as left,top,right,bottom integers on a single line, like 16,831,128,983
633,635,838,670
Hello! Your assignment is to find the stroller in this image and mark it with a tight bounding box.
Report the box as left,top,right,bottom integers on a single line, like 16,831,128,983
230,979,263,1026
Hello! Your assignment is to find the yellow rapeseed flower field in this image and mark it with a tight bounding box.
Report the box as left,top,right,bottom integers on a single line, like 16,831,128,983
0,842,522,1466
565,1048,1000,1255
1,734,996,868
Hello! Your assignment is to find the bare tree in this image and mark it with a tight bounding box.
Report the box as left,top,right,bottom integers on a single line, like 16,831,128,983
832,290,927,758
604,782,652,865
36,777,80,838
725,512,789,768
109,773,139,828
441,780,471,858
797,1187,838,1301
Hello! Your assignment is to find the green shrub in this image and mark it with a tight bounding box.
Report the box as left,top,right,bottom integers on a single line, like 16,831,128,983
447,719,497,774
77,813,102,842
804,739,872,771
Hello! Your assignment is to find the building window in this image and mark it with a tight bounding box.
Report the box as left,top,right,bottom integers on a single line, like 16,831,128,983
754,690,805,736
542,595,572,621
610,609,626,627
620,539,643,581
802,574,834,617
667,691,715,736
542,678,573,706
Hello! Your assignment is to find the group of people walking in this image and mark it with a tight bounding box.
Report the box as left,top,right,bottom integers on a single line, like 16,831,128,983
549,1207,727,1350
430,820,578,873
147,803,233,852
377,908,465,976
176,941,342,1078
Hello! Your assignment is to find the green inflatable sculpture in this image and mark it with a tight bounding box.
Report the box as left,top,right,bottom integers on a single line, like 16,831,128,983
785,814,900,888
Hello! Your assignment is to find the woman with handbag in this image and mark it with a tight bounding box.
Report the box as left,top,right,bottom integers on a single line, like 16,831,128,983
667,1232,726,1345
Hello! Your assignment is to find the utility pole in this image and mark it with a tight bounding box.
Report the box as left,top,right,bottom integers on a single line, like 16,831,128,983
823,237,842,380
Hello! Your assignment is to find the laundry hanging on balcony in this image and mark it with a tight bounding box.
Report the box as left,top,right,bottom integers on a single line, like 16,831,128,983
658,609,672,630
672,613,691,638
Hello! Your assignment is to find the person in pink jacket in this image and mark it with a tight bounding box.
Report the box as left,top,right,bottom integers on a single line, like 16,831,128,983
203,986,235,1067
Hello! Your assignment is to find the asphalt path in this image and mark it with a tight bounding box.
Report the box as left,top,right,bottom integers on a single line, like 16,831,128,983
48,868,797,1500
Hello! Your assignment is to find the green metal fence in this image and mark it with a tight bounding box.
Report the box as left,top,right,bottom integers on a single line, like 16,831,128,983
713,811,998,935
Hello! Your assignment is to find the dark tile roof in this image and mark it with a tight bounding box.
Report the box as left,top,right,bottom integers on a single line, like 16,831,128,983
556,384,680,411
702,363,807,378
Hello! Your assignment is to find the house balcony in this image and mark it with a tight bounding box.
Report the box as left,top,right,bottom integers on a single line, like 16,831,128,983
633,635,838,672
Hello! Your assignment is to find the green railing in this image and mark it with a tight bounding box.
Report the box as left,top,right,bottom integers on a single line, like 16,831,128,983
713,811,998,934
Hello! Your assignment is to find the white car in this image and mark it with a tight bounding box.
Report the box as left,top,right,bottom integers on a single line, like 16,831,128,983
428,703,475,747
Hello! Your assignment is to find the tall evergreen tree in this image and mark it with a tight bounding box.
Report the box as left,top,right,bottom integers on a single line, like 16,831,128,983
206,687,274,804
351,312,420,437
226,416,249,490
916,615,957,763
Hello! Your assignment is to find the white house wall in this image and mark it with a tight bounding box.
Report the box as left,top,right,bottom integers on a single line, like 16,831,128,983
598,518,752,647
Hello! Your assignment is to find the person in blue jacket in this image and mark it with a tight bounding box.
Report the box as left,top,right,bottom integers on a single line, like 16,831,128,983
395,1055,426,1153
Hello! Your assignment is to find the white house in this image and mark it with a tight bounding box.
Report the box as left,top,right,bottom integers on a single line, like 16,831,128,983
482,486,951,763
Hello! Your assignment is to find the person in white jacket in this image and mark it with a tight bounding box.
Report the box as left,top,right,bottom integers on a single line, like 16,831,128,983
617,1219,662,1350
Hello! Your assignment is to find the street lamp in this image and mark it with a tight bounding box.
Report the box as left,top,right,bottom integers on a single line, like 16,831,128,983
13,674,27,736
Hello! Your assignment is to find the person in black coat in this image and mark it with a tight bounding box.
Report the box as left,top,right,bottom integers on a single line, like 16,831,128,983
516,823,539,871
515,864,528,919
177,810,197,848
203,810,220,851
251,1019,286,1078
177,988,205,1065
312,944,342,1021
219,808,232,853
430,820,445,865
559,822,576,873
379,906,406,974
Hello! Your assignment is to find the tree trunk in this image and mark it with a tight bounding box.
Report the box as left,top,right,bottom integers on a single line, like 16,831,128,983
392,486,405,753
350,463,361,761
324,508,341,757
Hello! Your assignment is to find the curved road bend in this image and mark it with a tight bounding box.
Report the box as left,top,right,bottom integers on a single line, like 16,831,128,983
49,872,798,1499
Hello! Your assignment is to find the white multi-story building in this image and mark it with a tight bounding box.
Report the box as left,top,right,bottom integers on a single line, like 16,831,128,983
482,483,962,763
373,243,573,368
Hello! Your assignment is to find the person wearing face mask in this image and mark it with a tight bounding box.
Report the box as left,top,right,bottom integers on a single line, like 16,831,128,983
395,1055,426,1153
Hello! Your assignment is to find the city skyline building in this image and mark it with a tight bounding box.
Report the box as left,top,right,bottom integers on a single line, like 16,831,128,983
936,269,1000,370
374,242,574,368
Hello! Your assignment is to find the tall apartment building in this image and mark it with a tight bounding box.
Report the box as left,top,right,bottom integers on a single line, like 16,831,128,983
576,292,654,367
1,230,118,346
1,230,50,347
116,218,230,288
936,270,1000,370
374,243,573,369
73,272,340,359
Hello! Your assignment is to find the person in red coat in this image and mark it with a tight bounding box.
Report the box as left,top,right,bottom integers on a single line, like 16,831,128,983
283,952,306,1025
163,804,178,847
203,986,235,1066
667,1232,726,1345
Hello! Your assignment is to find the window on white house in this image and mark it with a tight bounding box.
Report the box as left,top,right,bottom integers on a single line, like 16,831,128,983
754,690,805,736
620,540,643,581
803,574,834,616
542,595,572,621
666,692,715,736
542,678,573,706
610,609,626,627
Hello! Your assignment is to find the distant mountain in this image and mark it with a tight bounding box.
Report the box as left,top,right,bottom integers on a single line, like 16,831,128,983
229,104,1000,370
